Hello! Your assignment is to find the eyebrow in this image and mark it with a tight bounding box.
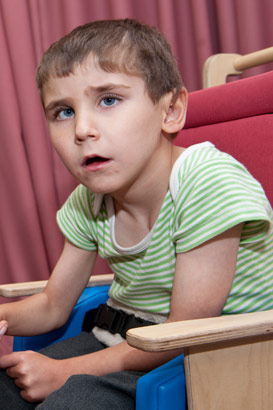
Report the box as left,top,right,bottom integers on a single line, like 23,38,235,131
85,83,131,95
44,83,131,116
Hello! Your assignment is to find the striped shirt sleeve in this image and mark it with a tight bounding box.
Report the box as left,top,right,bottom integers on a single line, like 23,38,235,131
56,185,98,251
173,155,272,252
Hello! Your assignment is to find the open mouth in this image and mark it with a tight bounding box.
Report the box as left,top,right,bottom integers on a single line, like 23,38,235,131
82,156,110,167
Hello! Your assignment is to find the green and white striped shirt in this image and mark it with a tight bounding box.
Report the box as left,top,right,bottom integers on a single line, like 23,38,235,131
57,142,273,315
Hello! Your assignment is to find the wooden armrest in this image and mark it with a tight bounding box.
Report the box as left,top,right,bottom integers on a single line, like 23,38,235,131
128,310,273,410
0,273,114,297
127,309,273,352
202,46,273,87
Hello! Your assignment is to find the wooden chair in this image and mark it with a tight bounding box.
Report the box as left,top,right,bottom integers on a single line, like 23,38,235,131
127,310,273,410
202,46,273,88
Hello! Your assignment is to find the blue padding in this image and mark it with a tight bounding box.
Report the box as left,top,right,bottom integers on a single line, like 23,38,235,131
13,286,110,352
14,286,186,410
136,354,186,410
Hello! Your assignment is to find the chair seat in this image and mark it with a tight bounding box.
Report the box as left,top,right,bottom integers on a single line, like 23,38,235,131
13,285,186,410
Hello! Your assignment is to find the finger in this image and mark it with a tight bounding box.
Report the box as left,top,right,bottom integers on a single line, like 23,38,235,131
0,321,8,336
0,320,8,329
20,389,37,403
0,352,23,369
6,365,20,379
14,377,26,389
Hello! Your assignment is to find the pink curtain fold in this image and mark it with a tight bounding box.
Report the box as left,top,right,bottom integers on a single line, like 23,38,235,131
1,0,273,354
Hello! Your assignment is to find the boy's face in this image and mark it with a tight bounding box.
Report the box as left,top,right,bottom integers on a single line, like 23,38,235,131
43,56,173,197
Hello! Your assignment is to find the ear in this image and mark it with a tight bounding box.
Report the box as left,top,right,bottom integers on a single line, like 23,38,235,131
161,88,188,134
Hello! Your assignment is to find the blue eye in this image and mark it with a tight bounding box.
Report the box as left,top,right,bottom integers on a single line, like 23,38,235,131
100,97,119,107
57,108,74,120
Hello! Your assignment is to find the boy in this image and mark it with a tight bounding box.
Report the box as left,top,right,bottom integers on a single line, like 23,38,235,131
0,19,272,409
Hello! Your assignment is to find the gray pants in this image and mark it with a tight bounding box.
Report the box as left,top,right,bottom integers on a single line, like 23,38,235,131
0,332,145,409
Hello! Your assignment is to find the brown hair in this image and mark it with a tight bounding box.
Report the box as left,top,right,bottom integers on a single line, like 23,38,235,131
36,19,183,104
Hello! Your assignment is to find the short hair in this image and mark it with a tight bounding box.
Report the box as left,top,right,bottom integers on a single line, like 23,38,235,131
36,18,183,104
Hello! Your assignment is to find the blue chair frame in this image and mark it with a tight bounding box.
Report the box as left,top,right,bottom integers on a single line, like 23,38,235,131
13,286,186,410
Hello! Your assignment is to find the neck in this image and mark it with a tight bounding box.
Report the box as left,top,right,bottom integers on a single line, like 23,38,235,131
113,142,183,226
111,140,184,247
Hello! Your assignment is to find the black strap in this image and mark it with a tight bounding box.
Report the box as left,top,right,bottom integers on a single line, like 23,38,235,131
82,304,155,339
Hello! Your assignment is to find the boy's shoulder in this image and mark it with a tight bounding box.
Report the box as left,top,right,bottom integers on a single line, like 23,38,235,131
169,141,270,215
170,141,239,200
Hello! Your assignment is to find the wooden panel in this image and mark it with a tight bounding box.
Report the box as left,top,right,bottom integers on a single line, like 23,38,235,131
202,53,241,88
184,335,273,410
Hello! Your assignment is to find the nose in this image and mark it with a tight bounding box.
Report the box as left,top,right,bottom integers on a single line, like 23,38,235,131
74,111,99,144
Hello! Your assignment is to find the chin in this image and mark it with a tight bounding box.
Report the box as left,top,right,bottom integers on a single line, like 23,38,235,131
82,182,114,195
79,174,127,196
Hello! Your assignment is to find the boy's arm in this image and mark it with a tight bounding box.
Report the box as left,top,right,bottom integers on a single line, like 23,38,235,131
0,224,243,402
63,223,244,373
169,222,244,322
0,239,97,336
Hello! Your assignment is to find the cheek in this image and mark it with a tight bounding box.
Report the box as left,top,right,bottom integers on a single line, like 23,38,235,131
136,105,163,133
49,126,68,155
119,107,162,140
50,136,63,157
53,144,77,177
50,134,71,167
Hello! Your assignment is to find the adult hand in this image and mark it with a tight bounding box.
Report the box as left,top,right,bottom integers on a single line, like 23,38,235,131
0,350,71,402
0,320,8,341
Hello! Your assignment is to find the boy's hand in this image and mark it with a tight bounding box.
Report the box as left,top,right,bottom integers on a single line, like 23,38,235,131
0,320,8,341
0,351,70,402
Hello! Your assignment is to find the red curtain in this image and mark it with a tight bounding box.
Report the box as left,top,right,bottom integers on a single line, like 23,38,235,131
1,0,273,352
